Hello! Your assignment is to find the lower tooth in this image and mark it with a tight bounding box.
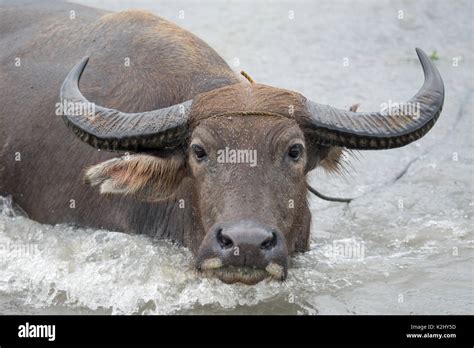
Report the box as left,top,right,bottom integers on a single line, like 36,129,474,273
266,263,283,278
201,257,222,270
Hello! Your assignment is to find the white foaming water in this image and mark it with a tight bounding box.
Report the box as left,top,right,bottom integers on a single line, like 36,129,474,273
0,189,472,315
1,0,473,314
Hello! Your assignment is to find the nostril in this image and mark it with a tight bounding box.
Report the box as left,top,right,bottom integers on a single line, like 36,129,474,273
216,228,233,249
260,231,277,250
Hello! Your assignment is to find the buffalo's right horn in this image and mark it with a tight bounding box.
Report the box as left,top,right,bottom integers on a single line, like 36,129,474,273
60,57,192,152
303,48,444,150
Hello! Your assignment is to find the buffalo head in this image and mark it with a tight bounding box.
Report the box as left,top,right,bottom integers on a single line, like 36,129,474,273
59,48,444,284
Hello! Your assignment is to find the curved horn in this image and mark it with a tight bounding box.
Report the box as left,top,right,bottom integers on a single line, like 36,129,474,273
303,48,444,149
60,57,192,152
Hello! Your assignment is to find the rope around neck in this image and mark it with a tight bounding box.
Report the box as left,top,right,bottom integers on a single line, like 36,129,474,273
307,184,353,203
240,70,255,84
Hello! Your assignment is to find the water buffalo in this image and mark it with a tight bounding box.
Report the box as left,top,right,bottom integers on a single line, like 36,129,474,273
0,0,444,284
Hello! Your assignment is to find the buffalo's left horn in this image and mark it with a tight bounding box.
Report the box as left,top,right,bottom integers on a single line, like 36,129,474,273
303,48,444,149
60,57,192,152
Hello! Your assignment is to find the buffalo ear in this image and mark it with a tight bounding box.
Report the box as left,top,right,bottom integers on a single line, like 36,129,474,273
318,104,359,173
84,153,186,202
305,104,359,174
318,146,346,174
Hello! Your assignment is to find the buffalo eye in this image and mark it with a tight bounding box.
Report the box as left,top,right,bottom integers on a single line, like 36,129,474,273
191,144,207,160
288,144,303,161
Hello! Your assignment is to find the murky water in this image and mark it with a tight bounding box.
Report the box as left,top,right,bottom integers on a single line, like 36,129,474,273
0,0,472,314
